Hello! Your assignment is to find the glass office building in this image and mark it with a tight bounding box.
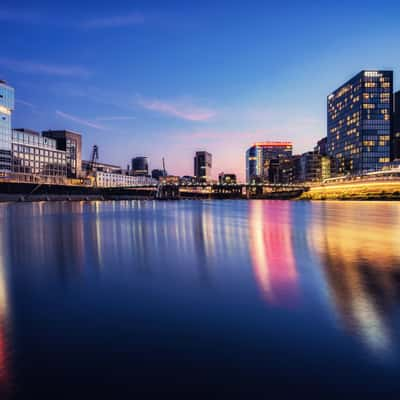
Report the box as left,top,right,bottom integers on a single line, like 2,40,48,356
42,130,82,178
12,129,67,176
0,80,14,172
194,151,212,183
327,71,393,174
246,142,293,183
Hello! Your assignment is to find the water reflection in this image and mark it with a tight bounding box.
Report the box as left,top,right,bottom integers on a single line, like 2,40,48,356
308,203,400,357
249,201,300,307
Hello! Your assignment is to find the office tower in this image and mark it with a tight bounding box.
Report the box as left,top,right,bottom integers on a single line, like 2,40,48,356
0,80,14,172
392,90,400,160
245,141,293,183
131,157,149,176
327,70,393,174
194,151,212,183
42,130,82,178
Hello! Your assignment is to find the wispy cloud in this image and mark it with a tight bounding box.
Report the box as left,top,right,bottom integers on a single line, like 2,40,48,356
137,96,216,122
16,99,35,109
56,110,106,130
95,116,136,121
82,13,145,29
0,58,90,78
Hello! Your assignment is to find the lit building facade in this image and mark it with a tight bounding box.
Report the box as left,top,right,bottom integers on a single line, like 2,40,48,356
11,129,67,176
95,171,156,188
246,142,293,183
0,80,14,172
194,151,212,182
327,70,393,174
218,173,237,184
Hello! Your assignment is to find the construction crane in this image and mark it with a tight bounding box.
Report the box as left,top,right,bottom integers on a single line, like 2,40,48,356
87,145,99,175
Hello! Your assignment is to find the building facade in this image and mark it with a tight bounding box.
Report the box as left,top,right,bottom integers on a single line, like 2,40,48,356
246,142,293,183
392,91,400,160
42,130,82,178
12,129,67,176
218,173,237,184
327,70,393,174
95,171,156,188
131,157,149,176
194,151,212,182
0,80,14,173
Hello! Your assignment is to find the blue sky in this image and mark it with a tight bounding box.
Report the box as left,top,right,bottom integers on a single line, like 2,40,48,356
2,0,400,180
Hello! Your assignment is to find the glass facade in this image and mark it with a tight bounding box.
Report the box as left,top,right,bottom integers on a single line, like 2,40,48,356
0,81,14,172
246,142,293,183
11,130,67,176
327,71,393,174
194,151,212,182
42,130,82,178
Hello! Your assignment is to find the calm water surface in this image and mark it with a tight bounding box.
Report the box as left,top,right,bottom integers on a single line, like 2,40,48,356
0,200,399,398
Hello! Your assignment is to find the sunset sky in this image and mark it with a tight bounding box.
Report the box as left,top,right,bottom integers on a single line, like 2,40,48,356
2,0,400,180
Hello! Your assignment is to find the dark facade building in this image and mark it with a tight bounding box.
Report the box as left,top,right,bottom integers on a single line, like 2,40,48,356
151,169,167,181
299,151,322,182
0,80,14,172
12,129,67,176
327,70,393,175
194,151,212,182
246,142,293,183
42,130,82,178
131,157,149,176
392,91,400,160
218,173,237,184
315,137,328,156
268,157,294,184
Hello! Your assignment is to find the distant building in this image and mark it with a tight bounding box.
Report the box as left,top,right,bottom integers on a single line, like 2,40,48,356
299,151,322,182
392,91,400,160
246,141,293,183
12,129,67,177
0,80,14,172
82,160,122,175
131,156,149,176
268,158,294,184
42,130,82,178
180,175,197,185
327,70,393,174
218,173,237,184
194,151,212,182
151,169,166,181
95,171,156,188
315,137,328,156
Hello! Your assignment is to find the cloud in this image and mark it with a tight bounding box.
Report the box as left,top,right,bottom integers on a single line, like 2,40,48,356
95,116,136,121
0,58,90,78
137,97,216,121
56,110,106,130
16,99,35,109
82,13,145,29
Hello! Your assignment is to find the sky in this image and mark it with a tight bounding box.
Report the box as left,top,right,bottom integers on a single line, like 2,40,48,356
2,0,400,181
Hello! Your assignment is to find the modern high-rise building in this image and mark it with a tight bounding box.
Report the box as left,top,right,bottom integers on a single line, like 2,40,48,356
0,80,14,172
42,130,82,178
245,141,293,183
131,156,149,176
194,151,212,182
327,70,393,174
392,90,400,160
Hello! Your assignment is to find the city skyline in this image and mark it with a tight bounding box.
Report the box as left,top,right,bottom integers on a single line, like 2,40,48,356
3,1,400,180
